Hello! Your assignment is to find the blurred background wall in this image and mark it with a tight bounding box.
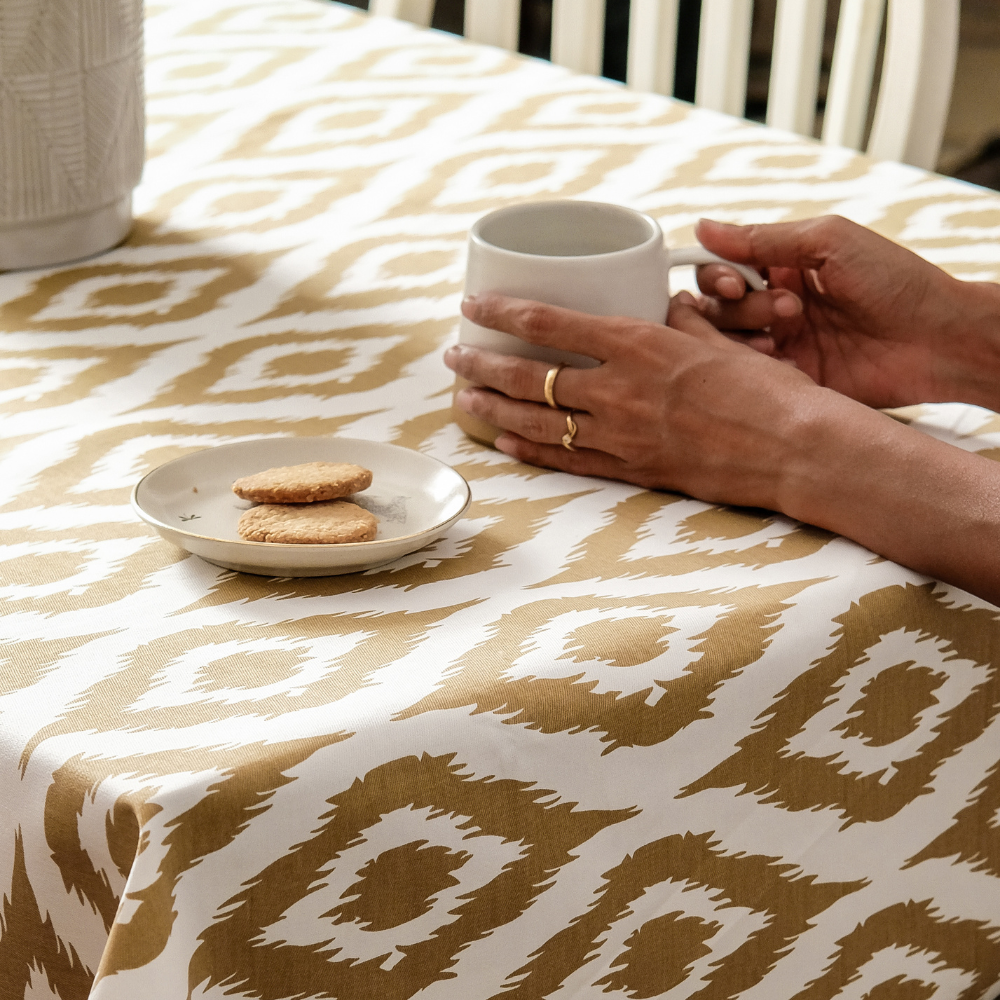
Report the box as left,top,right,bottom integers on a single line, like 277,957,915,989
337,0,1000,190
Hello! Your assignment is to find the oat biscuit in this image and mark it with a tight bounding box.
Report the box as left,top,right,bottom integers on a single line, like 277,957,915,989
232,462,373,503
238,500,378,544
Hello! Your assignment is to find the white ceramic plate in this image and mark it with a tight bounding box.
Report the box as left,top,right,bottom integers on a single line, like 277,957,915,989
131,437,471,577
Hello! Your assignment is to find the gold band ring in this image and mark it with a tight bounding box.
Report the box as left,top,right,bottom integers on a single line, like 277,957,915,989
543,363,566,410
561,412,578,451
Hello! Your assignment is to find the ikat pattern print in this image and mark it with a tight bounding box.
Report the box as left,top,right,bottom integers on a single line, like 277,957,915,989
1,2,1000,999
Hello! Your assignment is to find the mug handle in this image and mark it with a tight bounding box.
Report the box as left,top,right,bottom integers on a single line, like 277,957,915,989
668,246,766,292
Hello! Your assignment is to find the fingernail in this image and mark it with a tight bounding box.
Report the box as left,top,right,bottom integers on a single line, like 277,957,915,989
675,290,697,306
718,276,742,298
808,269,827,296
697,218,738,231
775,293,802,318
455,387,475,411
696,293,719,318
461,294,478,318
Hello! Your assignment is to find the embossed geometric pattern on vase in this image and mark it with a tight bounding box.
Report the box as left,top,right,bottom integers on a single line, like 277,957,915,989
1,1,999,999
0,0,144,223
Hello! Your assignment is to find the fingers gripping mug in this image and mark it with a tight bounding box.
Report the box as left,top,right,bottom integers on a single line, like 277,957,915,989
454,200,764,445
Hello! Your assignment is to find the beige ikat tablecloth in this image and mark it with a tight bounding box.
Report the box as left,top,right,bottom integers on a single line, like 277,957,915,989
1,2,1000,998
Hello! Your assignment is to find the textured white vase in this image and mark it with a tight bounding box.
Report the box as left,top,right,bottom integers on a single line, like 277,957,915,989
0,0,145,271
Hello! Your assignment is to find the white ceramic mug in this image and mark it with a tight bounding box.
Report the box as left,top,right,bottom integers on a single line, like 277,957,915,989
454,199,764,444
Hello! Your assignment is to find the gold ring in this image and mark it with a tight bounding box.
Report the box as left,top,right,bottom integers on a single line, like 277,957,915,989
561,412,578,451
543,363,566,410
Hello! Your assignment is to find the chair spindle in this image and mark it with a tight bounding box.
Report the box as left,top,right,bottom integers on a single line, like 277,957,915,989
822,0,886,151
866,0,959,170
695,0,753,117
464,0,520,51
767,0,827,136
369,0,435,27
626,0,681,96
551,0,606,76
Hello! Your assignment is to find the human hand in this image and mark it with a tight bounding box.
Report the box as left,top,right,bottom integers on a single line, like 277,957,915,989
694,215,1000,409
445,290,1000,606
445,291,859,512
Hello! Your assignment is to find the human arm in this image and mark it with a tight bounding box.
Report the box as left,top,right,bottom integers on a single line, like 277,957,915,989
693,216,1000,410
445,292,1000,606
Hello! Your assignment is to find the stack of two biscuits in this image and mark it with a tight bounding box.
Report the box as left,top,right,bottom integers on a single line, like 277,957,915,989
233,462,378,544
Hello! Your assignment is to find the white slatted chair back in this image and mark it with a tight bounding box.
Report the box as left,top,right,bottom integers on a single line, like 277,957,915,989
465,0,609,74
629,0,958,170
373,0,960,171
465,0,608,76
862,0,960,169
765,0,959,171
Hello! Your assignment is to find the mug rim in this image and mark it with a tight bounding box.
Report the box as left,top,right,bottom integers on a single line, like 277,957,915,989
470,199,662,261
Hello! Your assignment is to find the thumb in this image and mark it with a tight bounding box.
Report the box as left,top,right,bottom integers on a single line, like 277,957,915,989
695,216,848,271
